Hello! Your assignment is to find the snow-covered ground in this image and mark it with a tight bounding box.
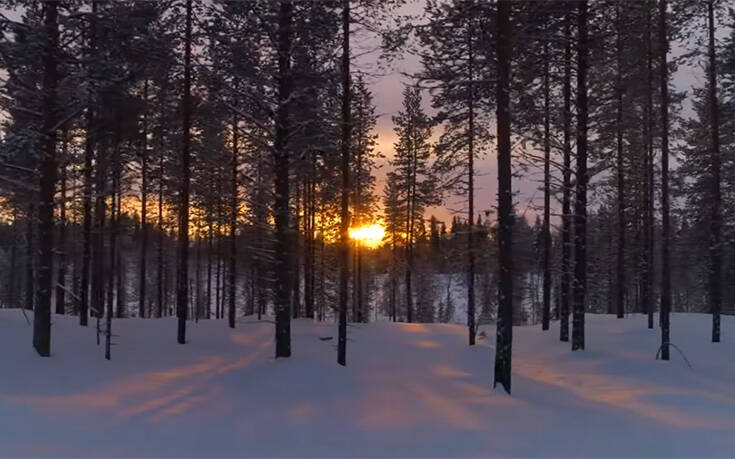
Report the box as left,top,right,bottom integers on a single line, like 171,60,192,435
1,311,734,457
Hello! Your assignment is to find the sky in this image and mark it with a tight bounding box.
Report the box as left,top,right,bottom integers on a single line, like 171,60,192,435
359,0,724,229
357,0,503,227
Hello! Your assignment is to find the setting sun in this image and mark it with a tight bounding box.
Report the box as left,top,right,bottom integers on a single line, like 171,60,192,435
349,224,385,248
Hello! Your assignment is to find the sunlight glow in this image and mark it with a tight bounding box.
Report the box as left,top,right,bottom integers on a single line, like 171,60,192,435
349,224,385,248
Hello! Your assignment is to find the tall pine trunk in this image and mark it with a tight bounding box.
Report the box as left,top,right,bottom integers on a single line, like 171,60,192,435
658,0,671,360
615,1,625,319
337,0,351,365
228,115,238,329
467,9,477,344
55,128,68,315
274,0,294,358
560,2,572,343
80,0,98,327
541,17,551,331
493,0,513,395
156,143,165,319
24,205,34,312
177,0,193,344
572,0,588,352
707,0,722,343
139,79,149,319
34,0,59,357
644,0,655,330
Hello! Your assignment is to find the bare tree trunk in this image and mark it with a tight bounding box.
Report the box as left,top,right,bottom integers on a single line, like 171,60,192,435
644,0,655,330
541,17,551,331
139,79,149,319
658,0,671,360
215,222,222,319
176,0,193,344
293,181,302,320
560,2,572,343
467,9,477,344
156,147,164,319
338,0,351,365
56,128,68,315
304,152,315,319
33,0,59,356
206,219,213,319
493,0,513,395
391,235,397,322
274,0,294,358
25,205,34,312
228,114,238,329
8,211,18,308
615,1,625,319
707,0,722,343
572,0,588,352
80,0,98,327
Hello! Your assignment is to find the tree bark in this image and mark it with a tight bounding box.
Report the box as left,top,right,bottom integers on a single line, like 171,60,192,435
644,0,655,330
572,0,588,352
139,78,149,319
34,0,59,357
615,1,625,319
177,0,193,344
228,114,238,329
707,0,722,343
467,9,477,344
55,128,68,315
493,0,513,395
541,16,551,331
338,0,351,365
274,0,293,358
560,2,572,342
658,0,671,360
80,0,98,327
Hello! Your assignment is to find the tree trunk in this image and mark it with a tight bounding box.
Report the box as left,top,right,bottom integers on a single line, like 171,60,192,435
467,10,477,344
25,205,34,312
572,0,588,352
338,0,351,365
274,0,293,358
707,0,722,343
55,128,68,315
560,2,572,343
658,0,671,360
139,78,149,319
206,219,213,319
493,0,513,395
156,147,164,319
304,152,315,319
228,114,238,329
644,0,655,330
541,17,551,331
615,1,625,319
33,0,59,357
215,223,222,319
176,0,193,344
80,0,98,327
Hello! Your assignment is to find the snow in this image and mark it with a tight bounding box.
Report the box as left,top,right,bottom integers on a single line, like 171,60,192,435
1,311,734,457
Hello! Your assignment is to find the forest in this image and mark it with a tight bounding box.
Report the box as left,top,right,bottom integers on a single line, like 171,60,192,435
0,1,734,454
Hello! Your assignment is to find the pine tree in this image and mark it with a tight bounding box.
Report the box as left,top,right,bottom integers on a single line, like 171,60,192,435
389,86,438,324
418,0,493,344
494,0,513,394
33,0,60,357
572,0,589,352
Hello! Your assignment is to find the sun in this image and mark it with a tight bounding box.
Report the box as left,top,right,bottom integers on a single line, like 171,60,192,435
349,224,385,248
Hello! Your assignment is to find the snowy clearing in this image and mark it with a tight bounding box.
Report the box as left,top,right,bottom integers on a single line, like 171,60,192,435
1,311,734,457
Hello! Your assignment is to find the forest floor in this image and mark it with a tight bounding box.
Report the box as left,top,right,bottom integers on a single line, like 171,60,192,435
0,310,734,457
